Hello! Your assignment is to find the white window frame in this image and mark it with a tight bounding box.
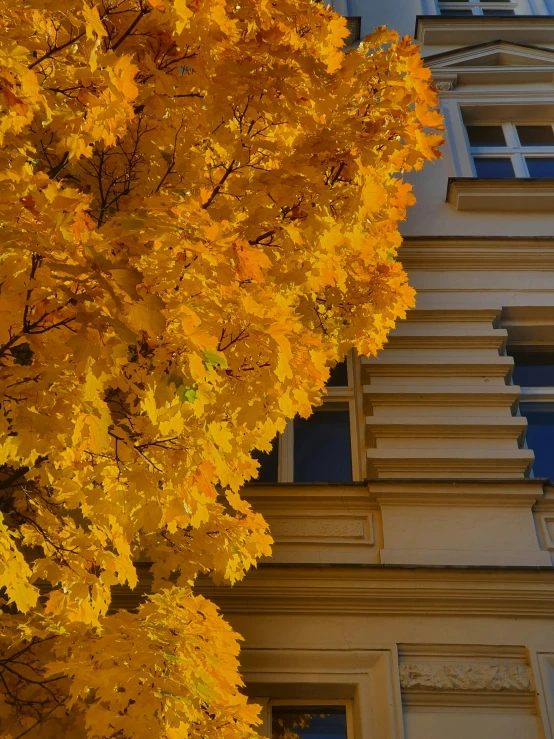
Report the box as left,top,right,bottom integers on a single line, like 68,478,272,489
268,699,355,739
436,0,518,15
467,121,554,177
276,350,364,482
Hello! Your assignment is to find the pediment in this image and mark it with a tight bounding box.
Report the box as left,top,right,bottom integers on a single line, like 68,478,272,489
425,41,554,71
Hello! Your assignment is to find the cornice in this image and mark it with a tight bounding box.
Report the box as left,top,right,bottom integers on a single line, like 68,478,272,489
415,15,554,48
195,566,554,618
361,355,513,378
363,385,520,410
365,416,526,442
447,177,554,213
366,449,533,479
399,238,554,271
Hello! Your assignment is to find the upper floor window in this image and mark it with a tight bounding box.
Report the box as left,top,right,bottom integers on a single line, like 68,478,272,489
509,348,554,480
253,355,358,483
438,0,516,15
345,17,361,45
466,122,554,178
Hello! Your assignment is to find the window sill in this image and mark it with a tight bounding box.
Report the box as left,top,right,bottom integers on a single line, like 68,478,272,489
447,177,554,211
415,15,554,47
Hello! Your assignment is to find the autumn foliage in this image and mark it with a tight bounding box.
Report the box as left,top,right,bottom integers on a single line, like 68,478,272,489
0,0,442,736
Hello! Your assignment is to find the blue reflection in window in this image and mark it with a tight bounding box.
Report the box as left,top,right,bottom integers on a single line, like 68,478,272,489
272,706,348,739
509,352,554,387
473,157,515,178
520,406,554,480
294,403,352,483
526,158,554,178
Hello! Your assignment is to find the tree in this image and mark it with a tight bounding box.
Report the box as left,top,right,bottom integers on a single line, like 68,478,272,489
0,0,443,736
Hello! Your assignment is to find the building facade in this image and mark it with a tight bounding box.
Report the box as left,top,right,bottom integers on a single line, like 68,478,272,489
202,2,554,737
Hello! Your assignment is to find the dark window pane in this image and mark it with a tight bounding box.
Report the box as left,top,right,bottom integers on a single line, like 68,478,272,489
272,706,348,739
508,351,554,387
482,9,515,14
517,126,554,146
526,157,554,178
520,407,554,480
294,403,352,483
252,437,279,483
466,125,506,147
440,9,474,15
327,360,349,387
345,17,361,45
473,157,515,178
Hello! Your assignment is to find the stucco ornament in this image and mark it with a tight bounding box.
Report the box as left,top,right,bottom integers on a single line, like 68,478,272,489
399,663,533,692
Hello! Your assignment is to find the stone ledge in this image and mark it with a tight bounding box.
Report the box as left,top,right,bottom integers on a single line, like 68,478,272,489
447,178,554,213
415,15,554,47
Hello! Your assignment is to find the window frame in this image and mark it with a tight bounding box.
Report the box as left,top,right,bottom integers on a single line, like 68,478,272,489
436,0,518,15
268,699,355,739
467,122,554,178
254,350,364,483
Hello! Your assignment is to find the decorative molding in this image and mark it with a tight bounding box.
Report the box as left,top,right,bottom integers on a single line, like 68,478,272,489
366,418,526,446
414,15,554,47
364,385,520,411
241,649,404,739
399,662,532,693
366,448,534,478
539,514,554,552
267,513,374,546
399,238,554,272
435,80,456,92
196,567,554,618
447,178,554,213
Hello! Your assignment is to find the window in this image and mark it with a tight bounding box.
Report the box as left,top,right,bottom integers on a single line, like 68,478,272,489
508,349,554,480
438,0,516,15
345,17,361,46
252,355,359,483
271,702,353,739
466,122,554,178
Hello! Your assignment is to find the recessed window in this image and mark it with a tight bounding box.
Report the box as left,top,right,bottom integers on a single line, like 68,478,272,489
466,122,554,178
252,356,357,483
272,705,350,739
294,403,352,483
508,349,554,481
345,17,361,45
438,1,516,16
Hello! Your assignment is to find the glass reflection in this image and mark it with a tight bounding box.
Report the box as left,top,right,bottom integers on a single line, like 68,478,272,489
293,403,352,483
272,706,348,739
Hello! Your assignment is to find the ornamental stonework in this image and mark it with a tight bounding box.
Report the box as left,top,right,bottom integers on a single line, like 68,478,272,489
399,663,533,693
